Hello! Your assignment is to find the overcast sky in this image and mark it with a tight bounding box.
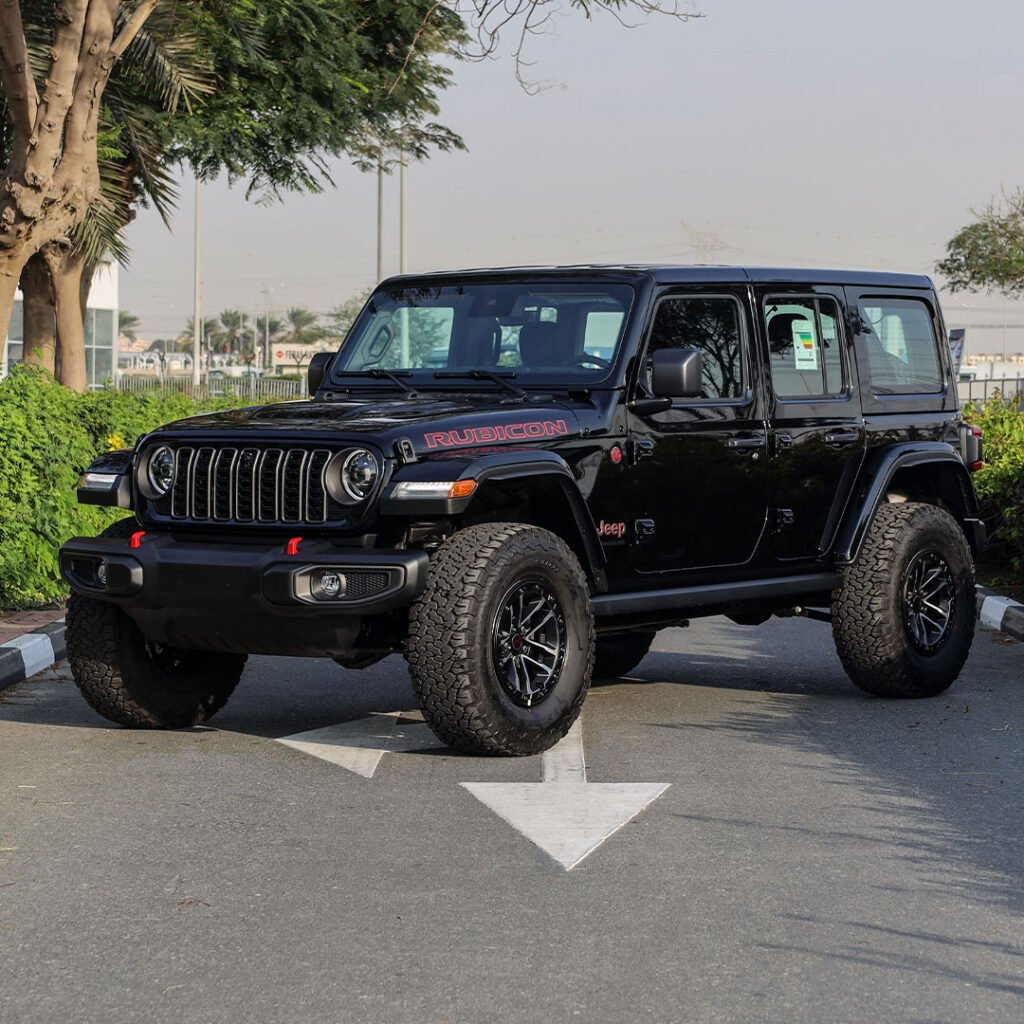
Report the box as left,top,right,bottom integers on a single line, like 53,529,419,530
121,0,1024,354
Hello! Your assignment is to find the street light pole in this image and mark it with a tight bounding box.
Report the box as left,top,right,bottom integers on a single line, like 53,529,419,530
376,160,384,283
400,146,408,275
192,177,202,388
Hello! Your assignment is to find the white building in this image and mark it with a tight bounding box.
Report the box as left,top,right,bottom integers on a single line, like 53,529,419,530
1,260,119,388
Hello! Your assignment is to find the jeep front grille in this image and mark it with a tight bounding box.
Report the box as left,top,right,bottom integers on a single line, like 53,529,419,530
170,446,335,524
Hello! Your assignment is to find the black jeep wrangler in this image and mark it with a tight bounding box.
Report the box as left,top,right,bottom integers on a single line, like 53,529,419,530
61,267,986,755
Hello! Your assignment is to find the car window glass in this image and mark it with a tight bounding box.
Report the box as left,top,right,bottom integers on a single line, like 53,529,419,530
765,297,844,399
859,298,943,394
646,296,744,400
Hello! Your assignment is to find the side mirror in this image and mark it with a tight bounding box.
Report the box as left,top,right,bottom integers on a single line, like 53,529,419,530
651,348,703,399
307,352,334,395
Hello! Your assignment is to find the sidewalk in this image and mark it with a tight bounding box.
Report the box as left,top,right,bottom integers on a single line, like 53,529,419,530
0,609,66,693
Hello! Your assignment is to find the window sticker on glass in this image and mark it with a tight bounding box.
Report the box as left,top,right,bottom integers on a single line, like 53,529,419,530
792,318,819,371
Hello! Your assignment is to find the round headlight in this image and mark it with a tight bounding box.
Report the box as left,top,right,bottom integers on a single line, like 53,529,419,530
146,446,175,497
341,448,379,502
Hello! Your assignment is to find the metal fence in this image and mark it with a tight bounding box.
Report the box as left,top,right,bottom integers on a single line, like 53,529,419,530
957,377,1024,407
115,374,306,402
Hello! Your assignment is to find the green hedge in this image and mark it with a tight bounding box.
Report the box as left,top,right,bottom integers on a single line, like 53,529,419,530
962,391,1024,572
0,365,251,610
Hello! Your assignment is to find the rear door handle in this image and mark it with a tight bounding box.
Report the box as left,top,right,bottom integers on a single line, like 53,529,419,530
823,430,859,446
726,436,766,452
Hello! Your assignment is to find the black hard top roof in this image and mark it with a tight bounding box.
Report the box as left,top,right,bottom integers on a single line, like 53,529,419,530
382,264,933,290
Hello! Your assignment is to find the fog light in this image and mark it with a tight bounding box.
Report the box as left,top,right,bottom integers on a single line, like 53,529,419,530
95,561,108,587
319,571,343,599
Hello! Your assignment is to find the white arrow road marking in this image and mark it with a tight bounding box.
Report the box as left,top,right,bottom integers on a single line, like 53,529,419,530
461,719,669,871
276,712,440,778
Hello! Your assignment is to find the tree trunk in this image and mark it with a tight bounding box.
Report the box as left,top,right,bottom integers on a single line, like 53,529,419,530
0,1,157,374
46,247,89,392
19,254,57,373
0,254,29,361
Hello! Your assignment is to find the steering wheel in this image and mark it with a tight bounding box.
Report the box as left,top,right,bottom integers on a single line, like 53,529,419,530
565,353,611,369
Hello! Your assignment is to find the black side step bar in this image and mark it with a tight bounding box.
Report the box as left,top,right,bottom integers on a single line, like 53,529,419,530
593,573,840,617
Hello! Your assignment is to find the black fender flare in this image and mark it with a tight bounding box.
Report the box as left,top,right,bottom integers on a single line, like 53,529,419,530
382,449,608,591
832,442,983,564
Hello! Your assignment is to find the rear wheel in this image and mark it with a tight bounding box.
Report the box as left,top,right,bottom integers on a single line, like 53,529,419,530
593,632,656,680
832,502,975,698
407,522,594,756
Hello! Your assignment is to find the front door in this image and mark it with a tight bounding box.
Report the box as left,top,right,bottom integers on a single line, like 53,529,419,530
628,288,771,575
757,286,866,561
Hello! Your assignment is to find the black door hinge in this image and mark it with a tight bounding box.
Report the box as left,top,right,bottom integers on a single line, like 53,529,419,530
634,518,656,543
772,508,795,532
630,437,655,463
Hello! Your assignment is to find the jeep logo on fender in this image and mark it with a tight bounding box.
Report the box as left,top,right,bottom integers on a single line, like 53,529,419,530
597,520,627,540
423,419,570,450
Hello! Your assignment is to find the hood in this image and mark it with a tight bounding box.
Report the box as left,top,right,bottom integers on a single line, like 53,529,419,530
150,393,593,458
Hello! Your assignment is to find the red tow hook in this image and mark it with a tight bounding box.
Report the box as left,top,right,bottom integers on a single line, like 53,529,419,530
286,536,303,556
130,531,146,549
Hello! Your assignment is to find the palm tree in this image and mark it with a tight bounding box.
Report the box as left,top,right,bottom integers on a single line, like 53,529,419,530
218,309,249,356
182,317,224,353
281,308,325,348
118,310,141,343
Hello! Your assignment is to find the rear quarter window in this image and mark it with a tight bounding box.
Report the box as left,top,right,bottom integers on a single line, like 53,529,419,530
859,297,944,394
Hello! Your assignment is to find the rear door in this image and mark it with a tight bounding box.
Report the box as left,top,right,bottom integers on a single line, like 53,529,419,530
627,287,771,575
757,286,866,562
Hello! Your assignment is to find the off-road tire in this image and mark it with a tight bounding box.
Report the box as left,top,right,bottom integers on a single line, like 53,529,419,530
593,632,656,680
407,522,594,756
66,519,245,728
832,502,975,698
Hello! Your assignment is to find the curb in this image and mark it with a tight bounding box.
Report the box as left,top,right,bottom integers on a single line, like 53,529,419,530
0,619,66,694
977,586,1024,643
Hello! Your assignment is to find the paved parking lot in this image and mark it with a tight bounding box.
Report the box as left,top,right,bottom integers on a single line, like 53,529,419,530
2,617,1022,1023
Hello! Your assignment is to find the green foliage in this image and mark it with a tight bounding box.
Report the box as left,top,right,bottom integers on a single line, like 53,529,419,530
962,392,1024,570
171,0,467,200
937,190,1024,297
0,365,247,610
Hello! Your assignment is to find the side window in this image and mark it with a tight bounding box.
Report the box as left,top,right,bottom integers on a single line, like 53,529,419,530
765,297,845,399
646,296,745,401
859,297,943,394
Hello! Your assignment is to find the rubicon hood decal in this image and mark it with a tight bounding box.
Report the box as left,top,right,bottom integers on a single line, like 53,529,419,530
424,419,570,450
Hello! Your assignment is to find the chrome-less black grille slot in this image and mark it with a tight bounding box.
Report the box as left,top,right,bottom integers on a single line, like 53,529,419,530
165,444,349,525
306,450,331,522
192,448,215,519
213,448,237,520
281,449,308,522
259,450,283,522
235,448,259,521
171,448,193,519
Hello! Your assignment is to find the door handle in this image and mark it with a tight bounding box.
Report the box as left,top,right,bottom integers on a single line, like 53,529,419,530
726,436,766,452
823,430,859,446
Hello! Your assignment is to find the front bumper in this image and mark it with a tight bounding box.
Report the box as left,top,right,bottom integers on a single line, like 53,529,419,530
59,534,428,657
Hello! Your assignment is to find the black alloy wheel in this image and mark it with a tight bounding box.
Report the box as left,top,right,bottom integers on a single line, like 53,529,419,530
901,550,955,653
491,578,567,708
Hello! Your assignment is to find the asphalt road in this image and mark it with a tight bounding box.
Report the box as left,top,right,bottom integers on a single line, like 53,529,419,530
1,617,1022,1024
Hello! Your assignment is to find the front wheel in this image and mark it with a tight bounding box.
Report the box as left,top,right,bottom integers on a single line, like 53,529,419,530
407,522,594,755
832,502,976,698
66,594,246,728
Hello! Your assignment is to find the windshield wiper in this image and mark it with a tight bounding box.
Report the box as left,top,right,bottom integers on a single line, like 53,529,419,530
433,370,527,400
335,369,419,396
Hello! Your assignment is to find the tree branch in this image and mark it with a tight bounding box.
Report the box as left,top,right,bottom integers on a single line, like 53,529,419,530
110,0,158,58
0,0,39,151
24,0,90,187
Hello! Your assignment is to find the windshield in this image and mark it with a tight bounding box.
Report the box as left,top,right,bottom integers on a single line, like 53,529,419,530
331,281,635,388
